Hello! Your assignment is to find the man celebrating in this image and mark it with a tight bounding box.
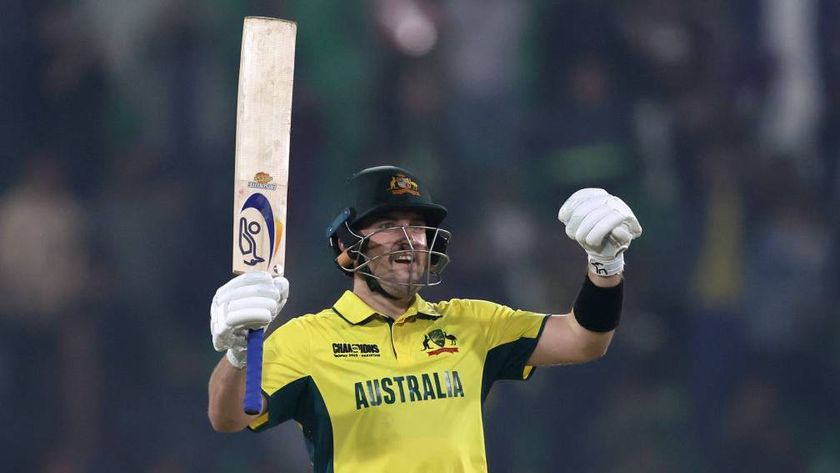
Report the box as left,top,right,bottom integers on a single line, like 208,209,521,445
208,165,642,472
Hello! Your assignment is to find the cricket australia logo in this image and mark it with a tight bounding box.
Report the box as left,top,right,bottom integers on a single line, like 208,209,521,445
422,329,458,356
388,174,420,196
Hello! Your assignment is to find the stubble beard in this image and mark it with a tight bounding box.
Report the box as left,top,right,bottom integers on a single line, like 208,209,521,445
368,252,429,300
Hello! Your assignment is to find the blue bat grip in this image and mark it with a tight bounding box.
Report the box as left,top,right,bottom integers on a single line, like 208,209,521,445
243,328,264,415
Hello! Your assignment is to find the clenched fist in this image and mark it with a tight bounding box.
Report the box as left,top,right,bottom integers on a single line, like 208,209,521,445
210,271,289,368
558,188,642,276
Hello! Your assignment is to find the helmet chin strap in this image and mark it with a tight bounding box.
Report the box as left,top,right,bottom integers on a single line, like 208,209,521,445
362,273,401,300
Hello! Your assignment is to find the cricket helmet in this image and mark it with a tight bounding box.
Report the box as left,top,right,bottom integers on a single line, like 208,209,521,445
325,165,451,285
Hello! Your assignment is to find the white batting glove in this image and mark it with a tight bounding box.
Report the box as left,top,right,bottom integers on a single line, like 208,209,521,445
558,188,642,276
210,271,289,369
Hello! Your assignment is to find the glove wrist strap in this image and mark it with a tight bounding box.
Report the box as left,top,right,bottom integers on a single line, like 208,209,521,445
588,254,625,276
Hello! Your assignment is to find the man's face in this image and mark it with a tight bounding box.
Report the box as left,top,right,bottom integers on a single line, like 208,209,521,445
357,211,430,290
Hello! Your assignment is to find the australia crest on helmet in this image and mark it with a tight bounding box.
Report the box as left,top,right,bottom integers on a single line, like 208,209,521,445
388,174,420,196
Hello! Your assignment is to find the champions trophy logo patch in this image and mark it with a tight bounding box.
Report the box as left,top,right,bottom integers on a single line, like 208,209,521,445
422,329,458,356
388,174,420,196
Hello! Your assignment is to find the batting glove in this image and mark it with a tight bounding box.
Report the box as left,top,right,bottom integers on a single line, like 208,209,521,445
558,188,642,276
210,271,289,369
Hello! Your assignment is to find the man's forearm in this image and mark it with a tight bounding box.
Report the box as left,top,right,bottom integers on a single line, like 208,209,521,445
208,355,259,432
588,272,622,288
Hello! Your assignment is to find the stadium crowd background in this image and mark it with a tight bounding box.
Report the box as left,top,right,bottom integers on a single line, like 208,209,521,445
1,0,838,471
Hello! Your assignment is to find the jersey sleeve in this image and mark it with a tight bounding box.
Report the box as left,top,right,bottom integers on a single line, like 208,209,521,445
248,316,311,432
459,299,549,384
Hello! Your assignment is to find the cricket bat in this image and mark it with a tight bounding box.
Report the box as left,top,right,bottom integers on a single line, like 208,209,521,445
233,16,296,415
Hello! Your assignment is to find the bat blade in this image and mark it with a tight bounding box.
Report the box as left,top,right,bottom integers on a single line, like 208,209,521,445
233,16,295,277
232,16,296,416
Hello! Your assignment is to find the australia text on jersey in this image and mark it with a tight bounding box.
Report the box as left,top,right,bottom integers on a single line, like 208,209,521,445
355,370,464,409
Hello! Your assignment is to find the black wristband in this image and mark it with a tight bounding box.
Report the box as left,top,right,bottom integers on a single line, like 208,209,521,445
573,276,623,332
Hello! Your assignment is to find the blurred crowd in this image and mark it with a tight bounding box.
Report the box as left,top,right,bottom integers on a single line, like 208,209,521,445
2,0,839,471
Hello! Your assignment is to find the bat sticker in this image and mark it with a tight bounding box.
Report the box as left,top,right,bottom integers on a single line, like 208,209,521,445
239,193,276,266
238,217,265,265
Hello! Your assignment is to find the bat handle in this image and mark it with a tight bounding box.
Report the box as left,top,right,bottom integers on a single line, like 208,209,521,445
243,328,264,415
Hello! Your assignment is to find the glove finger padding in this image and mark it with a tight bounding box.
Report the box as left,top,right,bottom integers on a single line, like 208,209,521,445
228,296,278,314
624,213,643,237
606,196,641,236
566,201,605,239
211,306,229,352
565,196,613,239
227,307,274,328
558,188,608,224
215,271,276,302
610,226,633,247
586,210,629,249
273,276,290,313
227,284,280,304
222,281,279,304
273,275,289,297
574,206,615,245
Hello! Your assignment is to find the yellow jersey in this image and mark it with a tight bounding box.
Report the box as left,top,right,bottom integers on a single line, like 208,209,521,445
249,290,548,472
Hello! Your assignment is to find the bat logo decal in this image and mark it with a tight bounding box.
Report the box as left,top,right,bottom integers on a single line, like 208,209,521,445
239,217,265,265
239,193,276,266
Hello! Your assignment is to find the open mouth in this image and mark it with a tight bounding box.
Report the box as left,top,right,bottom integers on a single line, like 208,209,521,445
391,253,415,264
